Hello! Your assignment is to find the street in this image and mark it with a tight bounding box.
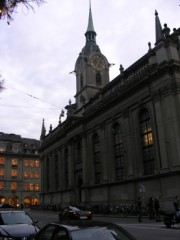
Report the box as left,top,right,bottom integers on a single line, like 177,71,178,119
28,209,180,240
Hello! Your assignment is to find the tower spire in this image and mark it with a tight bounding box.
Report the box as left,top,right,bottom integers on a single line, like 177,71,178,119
40,118,46,140
155,10,165,45
85,0,96,43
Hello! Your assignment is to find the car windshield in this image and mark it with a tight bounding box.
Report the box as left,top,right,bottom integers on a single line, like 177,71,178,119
0,212,33,225
71,227,132,240
69,207,81,211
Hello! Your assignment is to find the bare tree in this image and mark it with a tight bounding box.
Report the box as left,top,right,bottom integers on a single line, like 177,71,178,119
0,0,46,24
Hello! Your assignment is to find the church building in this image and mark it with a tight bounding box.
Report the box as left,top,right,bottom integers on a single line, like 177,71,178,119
40,5,180,210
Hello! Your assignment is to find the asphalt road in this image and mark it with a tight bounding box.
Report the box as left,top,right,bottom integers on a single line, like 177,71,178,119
28,209,180,240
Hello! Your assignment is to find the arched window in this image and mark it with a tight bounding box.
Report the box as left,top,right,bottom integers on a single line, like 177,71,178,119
54,152,59,190
96,73,102,86
80,74,83,89
112,123,125,180
93,134,101,184
139,109,155,175
65,148,69,188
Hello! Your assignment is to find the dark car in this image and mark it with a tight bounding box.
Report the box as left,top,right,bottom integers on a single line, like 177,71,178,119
30,220,137,240
0,210,40,239
59,206,92,221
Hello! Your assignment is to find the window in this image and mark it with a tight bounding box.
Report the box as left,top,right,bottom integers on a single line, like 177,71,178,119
24,160,29,167
0,169,4,177
30,160,34,167
35,171,39,178
35,160,40,168
24,171,29,178
38,225,57,240
34,184,39,191
0,146,6,152
30,172,34,178
113,123,125,180
65,148,69,188
11,182,17,190
29,183,34,191
93,134,101,184
11,169,17,177
0,158,5,165
12,159,18,166
139,109,155,175
96,73,102,85
0,181,4,189
12,146,18,153
23,183,28,190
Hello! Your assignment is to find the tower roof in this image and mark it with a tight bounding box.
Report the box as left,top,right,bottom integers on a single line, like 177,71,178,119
86,1,95,32
85,1,96,44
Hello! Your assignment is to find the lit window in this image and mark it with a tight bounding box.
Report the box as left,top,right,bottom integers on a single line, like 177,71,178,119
139,109,155,175
11,170,17,177
24,171,29,178
0,146,6,152
0,181,4,189
29,183,34,191
35,171,39,178
11,182,17,190
35,160,40,168
24,160,29,167
23,183,28,190
30,172,34,178
30,160,34,167
34,184,39,191
0,169,4,176
12,159,18,166
0,158,5,165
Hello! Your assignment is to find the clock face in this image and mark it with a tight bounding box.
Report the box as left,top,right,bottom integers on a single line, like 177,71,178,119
89,54,107,71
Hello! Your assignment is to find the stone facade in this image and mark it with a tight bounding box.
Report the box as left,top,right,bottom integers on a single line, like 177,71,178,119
40,8,180,210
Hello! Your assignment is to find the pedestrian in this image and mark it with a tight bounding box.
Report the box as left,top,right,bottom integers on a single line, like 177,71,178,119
173,196,179,212
173,196,180,221
137,197,143,222
154,197,160,221
148,197,154,220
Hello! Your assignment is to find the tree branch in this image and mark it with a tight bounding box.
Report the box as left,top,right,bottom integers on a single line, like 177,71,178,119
0,0,46,24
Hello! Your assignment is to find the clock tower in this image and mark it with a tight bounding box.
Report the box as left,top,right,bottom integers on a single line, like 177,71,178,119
74,3,110,111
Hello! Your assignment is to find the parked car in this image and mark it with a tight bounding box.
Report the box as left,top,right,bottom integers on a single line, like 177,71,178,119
30,220,137,240
0,210,40,239
59,206,92,221
163,210,180,228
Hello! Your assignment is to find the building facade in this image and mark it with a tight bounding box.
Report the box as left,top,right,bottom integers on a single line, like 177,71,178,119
40,7,180,210
0,132,41,207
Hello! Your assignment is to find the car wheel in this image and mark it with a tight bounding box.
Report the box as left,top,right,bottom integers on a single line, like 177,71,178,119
164,217,172,228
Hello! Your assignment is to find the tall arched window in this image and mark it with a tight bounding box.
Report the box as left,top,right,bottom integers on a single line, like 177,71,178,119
139,109,155,175
113,123,125,180
65,148,69,188
54,152,59,190
93,133,101,184
96,73,102,86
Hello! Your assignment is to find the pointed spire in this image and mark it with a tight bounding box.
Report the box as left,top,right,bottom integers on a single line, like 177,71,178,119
86,0,95,32
85,0,96,44
40,119,46,140
155,10,165,45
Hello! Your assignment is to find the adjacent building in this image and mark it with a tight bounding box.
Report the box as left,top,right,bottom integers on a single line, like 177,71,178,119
0,132,40,207
40,6,180,209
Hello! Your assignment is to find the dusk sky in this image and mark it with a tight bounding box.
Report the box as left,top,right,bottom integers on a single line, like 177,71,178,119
0,0,179,140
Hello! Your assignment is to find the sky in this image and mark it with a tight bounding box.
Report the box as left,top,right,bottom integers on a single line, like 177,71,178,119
0,0,179,140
